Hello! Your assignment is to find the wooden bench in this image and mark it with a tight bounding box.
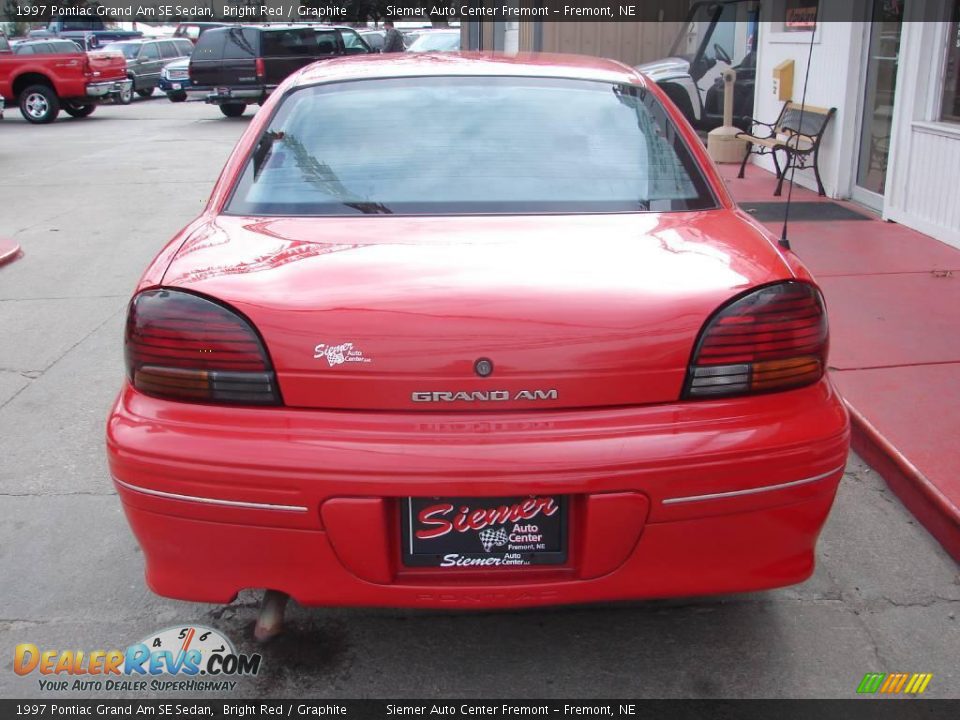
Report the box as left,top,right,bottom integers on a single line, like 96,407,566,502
736,102,836,196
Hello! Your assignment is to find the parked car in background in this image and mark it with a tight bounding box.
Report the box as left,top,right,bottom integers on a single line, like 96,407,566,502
13,39,83,55
406,30,461,52
0,46,131,122
338,27,373,54
173,22,230,44
635,0,757,131
108,53,849,614
188,25,369,118
159,57,191,102
399,27,433,48
28,20,142,49
358,29,384,52
102,38,193,98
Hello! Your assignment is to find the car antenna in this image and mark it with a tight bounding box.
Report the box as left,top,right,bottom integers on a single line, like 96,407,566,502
779,2,819,251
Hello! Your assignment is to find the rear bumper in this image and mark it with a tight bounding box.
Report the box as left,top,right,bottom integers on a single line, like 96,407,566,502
199,86,273,105
158,77,191,93
85,78,132,101
107,379,850,608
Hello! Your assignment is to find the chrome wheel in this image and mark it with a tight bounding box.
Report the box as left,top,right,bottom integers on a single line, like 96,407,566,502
19,85,59,124
24,92,49,120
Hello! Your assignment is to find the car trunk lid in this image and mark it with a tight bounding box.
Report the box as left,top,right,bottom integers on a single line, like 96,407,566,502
86,50,127,80
160,211,792,410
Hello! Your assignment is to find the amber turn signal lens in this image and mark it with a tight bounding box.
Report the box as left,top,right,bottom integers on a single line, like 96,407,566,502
750,356,822,392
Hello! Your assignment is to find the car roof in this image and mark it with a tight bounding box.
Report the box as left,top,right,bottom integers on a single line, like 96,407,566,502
17,39,74,46
105,38,174,45
216,23,349,31
294,52,646,88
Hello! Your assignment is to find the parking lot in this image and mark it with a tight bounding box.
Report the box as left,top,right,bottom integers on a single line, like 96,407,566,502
0,97,958,699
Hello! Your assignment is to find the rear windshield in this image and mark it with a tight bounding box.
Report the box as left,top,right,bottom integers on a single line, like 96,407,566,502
103,42,139,59
226,76,716,216
408,32,460,52
262,28,318,57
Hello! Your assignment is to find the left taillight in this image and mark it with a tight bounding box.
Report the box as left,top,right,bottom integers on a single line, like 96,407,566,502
684,280,828,399
125,289,281,406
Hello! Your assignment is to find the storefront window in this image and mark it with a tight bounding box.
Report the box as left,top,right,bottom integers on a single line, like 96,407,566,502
941,1,960,123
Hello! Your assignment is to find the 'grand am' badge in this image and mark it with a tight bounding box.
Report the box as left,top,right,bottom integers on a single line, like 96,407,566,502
314,342,372,367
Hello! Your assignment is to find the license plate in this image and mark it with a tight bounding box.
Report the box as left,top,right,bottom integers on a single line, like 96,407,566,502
216,87,231,97
171,83,181,90
402,495,567,568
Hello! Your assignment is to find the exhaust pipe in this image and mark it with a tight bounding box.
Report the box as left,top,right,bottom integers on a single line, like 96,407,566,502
254,590,289,643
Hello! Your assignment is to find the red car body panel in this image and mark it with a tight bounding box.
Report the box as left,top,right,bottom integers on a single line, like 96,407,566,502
0,49,127,102
158,211,794,410
109,53,850,609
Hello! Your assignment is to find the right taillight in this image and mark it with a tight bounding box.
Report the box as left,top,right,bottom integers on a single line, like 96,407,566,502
684,281,828,398
125,289,281,406
255,57,265,80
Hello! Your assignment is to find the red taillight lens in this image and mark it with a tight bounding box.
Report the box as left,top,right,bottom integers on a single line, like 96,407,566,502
255,57,265,79
684,281,828,398
125,290,280,405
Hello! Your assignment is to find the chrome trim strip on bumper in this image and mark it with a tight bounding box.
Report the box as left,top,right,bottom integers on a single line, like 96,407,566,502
662,466,845,505
113,477,308,513
86,79,132,97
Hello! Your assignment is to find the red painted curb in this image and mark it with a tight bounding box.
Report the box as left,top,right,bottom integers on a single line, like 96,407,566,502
0,238,22,266
846,401,960,563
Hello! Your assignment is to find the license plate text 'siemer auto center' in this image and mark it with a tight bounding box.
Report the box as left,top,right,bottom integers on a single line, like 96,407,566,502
402,496,568,568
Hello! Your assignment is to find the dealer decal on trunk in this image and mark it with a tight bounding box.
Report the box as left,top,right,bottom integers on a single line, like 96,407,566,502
313,342,372,367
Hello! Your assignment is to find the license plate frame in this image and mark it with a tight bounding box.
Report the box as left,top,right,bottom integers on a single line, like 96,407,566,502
401,495,568,568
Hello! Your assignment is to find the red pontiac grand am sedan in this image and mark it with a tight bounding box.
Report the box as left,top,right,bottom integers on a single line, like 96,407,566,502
107,53,850,612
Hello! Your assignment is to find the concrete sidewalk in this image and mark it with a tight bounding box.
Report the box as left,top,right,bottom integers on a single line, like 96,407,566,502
722,164,960,563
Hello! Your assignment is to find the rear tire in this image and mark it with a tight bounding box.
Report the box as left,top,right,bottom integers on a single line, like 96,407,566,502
64,104,96,118
219,103,246,118
136,88,154,99
19,84,60,124
118,79,133,105
167,91,187,103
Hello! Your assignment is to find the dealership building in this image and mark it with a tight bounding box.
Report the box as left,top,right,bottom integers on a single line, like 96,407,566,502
465,1,960,249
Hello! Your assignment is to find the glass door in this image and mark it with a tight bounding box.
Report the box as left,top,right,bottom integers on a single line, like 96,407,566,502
854,0,905,210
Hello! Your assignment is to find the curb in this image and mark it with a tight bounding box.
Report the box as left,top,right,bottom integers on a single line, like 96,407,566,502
846,401,960,563
0,238,21,267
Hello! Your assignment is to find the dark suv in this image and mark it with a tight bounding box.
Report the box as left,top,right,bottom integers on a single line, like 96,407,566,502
101,37,194,98
188,25,371,118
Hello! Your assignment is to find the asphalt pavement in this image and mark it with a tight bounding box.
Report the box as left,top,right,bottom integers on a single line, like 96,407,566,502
0,96,957,699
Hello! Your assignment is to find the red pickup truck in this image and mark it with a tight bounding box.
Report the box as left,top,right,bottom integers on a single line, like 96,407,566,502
0,46,132,124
